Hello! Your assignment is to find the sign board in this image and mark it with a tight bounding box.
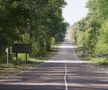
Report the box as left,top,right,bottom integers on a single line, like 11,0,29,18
12,43,32,53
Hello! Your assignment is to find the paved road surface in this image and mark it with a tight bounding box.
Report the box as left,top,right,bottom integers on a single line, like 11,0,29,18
0,30,108,90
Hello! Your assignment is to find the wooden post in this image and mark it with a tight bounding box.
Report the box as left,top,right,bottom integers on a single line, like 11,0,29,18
8,47,10,64
6,48,9,64
16,53,18,64
26,53,27,63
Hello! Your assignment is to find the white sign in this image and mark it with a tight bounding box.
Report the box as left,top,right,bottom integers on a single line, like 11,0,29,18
5,48,9,64
6,48,8,53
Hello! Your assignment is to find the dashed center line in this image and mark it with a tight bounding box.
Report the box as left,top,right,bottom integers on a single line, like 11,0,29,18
64,63,68,90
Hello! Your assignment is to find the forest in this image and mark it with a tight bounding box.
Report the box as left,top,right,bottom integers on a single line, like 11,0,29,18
71,0,108,65
0,0,68,63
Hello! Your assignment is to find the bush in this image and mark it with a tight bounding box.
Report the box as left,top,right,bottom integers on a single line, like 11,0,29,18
95,20,108,54
0,54,7,63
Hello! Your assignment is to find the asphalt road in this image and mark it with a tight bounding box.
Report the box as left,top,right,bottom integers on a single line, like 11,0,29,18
0,30,108,90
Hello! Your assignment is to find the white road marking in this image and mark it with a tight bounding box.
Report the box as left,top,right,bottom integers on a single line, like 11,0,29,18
64,63,68,90
0,82,64,86
55,45,77,49
44,60,88,63
1,82,108,89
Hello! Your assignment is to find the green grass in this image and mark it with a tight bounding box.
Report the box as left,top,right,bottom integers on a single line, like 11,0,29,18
90,58,108,65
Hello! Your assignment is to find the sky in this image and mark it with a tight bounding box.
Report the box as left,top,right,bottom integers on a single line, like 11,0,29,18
63,0,88,25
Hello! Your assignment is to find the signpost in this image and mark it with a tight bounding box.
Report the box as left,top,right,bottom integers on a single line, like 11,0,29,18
6,48,9,64
12,43,32,64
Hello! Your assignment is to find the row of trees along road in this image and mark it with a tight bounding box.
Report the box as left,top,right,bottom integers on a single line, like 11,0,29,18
71,0,108,64
0,0,69,62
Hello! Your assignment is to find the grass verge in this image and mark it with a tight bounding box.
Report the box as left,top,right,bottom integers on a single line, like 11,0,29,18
74,47,91,61
74,47,108,66
90,58,108,65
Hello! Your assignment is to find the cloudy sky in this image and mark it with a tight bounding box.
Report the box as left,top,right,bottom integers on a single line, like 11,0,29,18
63,0,88,25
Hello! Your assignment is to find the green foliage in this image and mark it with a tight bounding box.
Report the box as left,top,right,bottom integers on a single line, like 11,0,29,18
95,20,108,54
71,0,108,65
18,54,28,62
22,33,31,43
0,0,68,62
0,0,30,54
0,54,6,63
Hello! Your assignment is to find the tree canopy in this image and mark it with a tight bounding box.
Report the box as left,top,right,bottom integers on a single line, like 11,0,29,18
0,0,68,60
71,0,108,58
